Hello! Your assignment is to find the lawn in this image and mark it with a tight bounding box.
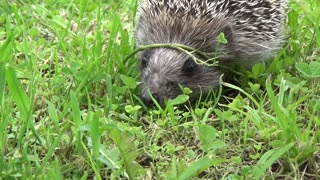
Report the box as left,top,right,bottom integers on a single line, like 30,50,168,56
0,0,319,179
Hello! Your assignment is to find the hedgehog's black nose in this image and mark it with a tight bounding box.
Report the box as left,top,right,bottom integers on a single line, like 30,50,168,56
141,92,160,106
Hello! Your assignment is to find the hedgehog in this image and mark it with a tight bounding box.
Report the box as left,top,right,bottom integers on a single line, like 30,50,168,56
135,0,287,106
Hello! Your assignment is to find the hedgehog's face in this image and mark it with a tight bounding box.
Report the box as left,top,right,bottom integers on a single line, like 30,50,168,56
139,48,221,106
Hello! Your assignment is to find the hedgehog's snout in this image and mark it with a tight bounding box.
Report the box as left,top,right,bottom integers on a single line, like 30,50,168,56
141,90,160,106
141,72,164,106
141,72,176,106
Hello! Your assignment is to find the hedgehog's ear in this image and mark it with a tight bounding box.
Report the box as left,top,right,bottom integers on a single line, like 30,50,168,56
220,23,233,44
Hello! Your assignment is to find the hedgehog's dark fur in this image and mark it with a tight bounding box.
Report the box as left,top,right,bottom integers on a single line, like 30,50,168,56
135,0,287,106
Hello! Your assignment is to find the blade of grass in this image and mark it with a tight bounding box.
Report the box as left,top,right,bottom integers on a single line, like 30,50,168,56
46,100,60,130
0,63,5,103
70,90,82,152
105,14,120,74
252,142,294,178
5,67,41,144
222,82,260,109
265,77,287,132
81,141,102,180
105,74,113,116
91,112,100,159
35,127,65,177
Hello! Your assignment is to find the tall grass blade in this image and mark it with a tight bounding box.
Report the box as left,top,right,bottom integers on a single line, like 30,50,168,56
252,142,294,178
70,90,82,152
0,63,5,103
5,67,41,144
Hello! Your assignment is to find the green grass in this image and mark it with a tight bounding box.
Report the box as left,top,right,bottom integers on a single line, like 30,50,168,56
0,0,319,179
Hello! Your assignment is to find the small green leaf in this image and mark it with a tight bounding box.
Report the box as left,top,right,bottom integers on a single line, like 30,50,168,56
249,153,261,160
296,61,320,78
241,166,251,175
120,75,137,89
195,108,206,117
198,124,217,152
252,63,266,78
182,87,192,94
248,82,261,92
178,157,224,180
125,105,141,114
254,144,262,151
228,95,244,109
166,94,189,106
230,156,242,164
217,32,228,44
182,112,191,118
166,143,176,155
109,128,143,179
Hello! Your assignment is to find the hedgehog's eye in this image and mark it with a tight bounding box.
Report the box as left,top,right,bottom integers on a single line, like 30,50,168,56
141,56,148,68
182,58,197,75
